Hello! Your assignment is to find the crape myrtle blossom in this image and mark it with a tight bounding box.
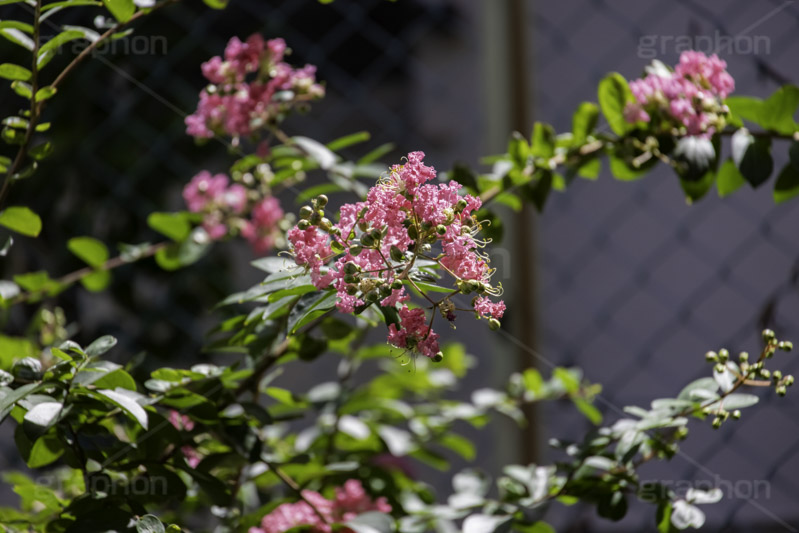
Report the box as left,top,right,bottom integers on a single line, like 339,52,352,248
624,50,735,138
288,152,505,360
182,171,285,255
250,479,391,533
167,410,201,469
186,35,324,142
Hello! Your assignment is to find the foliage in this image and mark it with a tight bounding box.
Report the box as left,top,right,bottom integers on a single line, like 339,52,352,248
0,1,797,532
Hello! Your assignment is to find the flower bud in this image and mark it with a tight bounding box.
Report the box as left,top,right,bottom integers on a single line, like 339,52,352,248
714,363,726,374
407,225,418,241
772,370,783,381
315,194,328,207
421,221,433,232
358,221,369,232
391,279,403,290
712,417,722,429
436,224,447,235
432,352,444,363
380,285,392,298
343,274,357,284
456,198,468,212
343,262,358,274
732,410,741,419
319,217,332,231
760,369,771,379
762,329,776,342
705,351,718,362
297,220,311,231
299,206,313,219
360,233,375,247
349,245,363,256
718,349,729,363
738,352,749,363
784,375,794,387
365,291,379,303
776,386,787,396
345,285,358,296
310,211,322,225
390,245,404,262
370,228,383,241
779,341,793,352
420,243,432,253
489,318,501,331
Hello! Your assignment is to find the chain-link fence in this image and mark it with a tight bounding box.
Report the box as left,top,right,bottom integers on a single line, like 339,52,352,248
1,0,798,531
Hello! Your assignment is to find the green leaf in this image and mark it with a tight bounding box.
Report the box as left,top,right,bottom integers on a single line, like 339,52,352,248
598,73,634,136
679,170,715,204
95,388,148,429
201,0,229,8
0,383,41,419
35,86,56,101
0,206,41,237
293,136,337,169
736,135,773,188
85,335,117,357
759,85,799,134
774,162,799,203
725,96,763,128
530,122,555,159
23,402,62,437
719,393,759,410
716,159,746,198
27,433,64,468
102,0,135,22
38,30,85,58
68,237,109,268
574,397,602,425
789,140,799,172
136,515,165,533
80,269,111,291
608,154,647,181
287,290,336,334
326,131,370,152
0,63,32,81
572,102,599,145
147,212,191,241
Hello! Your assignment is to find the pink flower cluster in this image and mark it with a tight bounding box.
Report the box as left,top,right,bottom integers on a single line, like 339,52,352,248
182,170,284,254
288,152,504,359
250,480,391,533
186,35,324,141
168,410,201,468
624,51,735,137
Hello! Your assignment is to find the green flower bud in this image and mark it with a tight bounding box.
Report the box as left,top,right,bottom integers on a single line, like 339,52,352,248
776,386,787,396
345,285,358,296
421,221,433,232
420,244,432,253
732,410,741,419
714,363,726,374
712,417,722,429
358,221,369,232
705,351,718,362
350,245,363,256
760,369,771,379
391,279,403,290
360,234,375,248
310,211,322,225
675,427,689,440
343,274,357,284
365,291,379,303
343,262,358,274
772,370,783,381
299,206,313,219
784,375,795,387
436,224,447,235
779,341,793,352
370,228,382,241
297,220,311,231
738,351,749,363
489,318,501,331
315,194,328,207
763,329,776,342
718,349,729,363
390,245,404,262
432,352,444,363
319,217,332,231
456,198,468,212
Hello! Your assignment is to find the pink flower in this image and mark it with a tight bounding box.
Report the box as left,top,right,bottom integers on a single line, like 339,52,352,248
624,50,734,138
186,35,324,141
387,306,440,359
474,296,506,319
183,171,229,212
242,197,285,255
252,480,391,533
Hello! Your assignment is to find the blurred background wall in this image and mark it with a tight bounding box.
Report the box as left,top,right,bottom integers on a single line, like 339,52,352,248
1,0,798,531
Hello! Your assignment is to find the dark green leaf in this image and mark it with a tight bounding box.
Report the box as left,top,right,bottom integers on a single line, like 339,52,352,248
774,162,799,203
598,73,634,136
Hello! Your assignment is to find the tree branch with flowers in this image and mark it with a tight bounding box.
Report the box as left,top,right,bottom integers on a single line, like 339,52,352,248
0,1,797,533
